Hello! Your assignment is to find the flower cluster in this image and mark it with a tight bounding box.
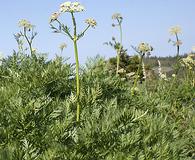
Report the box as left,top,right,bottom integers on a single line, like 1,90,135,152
49,12,60,23
49,2,86,23
142,62,146,79
112,13,123,27
60,1,85,13
18,19,33,29
160,73,167,80
137,42,153,55
169,26,182,35
117,68,126,74
180,54,195,70
59,43,67,52
112,13,122,20
85,18,97,28
158,60,167,80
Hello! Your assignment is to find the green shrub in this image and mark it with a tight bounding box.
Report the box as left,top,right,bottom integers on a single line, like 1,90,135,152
0,53,194,159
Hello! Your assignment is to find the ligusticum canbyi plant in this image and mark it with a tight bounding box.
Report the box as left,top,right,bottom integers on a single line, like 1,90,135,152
49,1,97,122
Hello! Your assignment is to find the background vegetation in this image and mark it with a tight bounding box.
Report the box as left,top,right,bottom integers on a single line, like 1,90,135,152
0,51,194,159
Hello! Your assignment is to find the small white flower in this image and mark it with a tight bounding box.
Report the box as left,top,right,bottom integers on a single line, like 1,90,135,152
121,78,126,81
72,2,80,7
59,43,67,52
172,74,176,78
76,5,85,12
85,18,97,28
160,73,167,80
60,1,71,8
64,1,72,7
117,68,126,74
126,72,135,77
32,48,37,53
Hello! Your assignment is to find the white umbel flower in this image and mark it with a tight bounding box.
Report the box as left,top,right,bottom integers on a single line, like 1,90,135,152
181,54,195,70
169,26,182,35
85,18,97,28
60,1,85,13
112,13,122,20
49,12,60,23
138,42,153,54
18,19,33,29
59,43,67,52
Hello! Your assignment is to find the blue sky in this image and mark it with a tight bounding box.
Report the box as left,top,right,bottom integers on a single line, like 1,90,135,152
0,0,195,63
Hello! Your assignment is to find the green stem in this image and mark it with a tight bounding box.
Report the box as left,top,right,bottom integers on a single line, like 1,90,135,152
82,25,90,34
71,12,80,122
24,28,33,56
175,33,180,74
131,55,143,95
175,33,179,58
77,25,90,40
73,40,80,122
142,61,148,95
56,20,73,40
116,24,122,74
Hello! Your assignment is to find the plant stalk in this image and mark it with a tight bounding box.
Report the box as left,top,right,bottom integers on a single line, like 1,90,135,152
73,40,80,122
71,12,80,122
131,55,143,95
24,28,33,56
175,33,180,58
175,33,180,74
116,24,122,74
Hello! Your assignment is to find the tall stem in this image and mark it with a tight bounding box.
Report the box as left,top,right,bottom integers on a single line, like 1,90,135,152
71,12,80,122
175,33,180,74
131,55,143,95
116,24,123,74
74,40,80,122
175,33,180,58
24,28,33,56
